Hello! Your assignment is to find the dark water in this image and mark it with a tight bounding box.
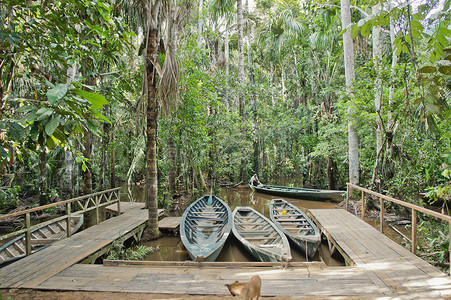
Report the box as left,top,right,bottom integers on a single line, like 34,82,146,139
134,183,345,266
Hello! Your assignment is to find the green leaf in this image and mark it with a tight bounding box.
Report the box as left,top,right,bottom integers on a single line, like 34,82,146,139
418,66,436,73
45,116,60,136
351,24,359,39
36,108,53,121
47,84,68,104
91,110,111,124
72,89,108,109
46,136,56,149
15,105,37,113
7,122,27,141
438,66,451,75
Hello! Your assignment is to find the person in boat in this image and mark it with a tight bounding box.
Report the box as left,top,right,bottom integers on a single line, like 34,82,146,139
249,174,261,186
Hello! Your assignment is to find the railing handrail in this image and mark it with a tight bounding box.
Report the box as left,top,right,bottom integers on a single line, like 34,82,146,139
347,183,451,222
0,187,121,221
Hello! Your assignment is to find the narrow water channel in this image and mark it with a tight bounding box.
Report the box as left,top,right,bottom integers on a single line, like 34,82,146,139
123,183,346,266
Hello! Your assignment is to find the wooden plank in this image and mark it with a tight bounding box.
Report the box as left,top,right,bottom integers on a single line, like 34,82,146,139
158,217,181,229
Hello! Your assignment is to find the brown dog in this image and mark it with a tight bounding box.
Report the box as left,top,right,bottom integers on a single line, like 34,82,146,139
225,275,261,300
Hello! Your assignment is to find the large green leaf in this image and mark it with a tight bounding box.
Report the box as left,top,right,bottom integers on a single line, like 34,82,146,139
418,66,436,73
47,84,68,104
7,122,27,141
438,66,451,75
45,116,60,137
36,108,54,121
72,88,108,109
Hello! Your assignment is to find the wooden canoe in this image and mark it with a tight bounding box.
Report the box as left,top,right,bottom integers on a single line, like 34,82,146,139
270,199,320,258
232,206,291,262
180,195,232,262
0,214,84,266
250,184,344,201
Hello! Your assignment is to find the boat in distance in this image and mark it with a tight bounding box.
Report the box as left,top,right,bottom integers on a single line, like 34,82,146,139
232,206,291,262
250,184,344,201
180,195,232,262
0,214,84,266
270,199,320,258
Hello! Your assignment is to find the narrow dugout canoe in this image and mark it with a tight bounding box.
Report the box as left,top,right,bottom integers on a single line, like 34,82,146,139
180,195,232,262
0,214,84,266
232,206,291,262
270,199,320,258
250,184,344,201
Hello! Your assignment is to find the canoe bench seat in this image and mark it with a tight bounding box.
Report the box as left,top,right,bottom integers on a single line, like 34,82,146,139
245,236,278,240
240,230,271,234
274,214,306,217
259,244,282,247
237,222,266,225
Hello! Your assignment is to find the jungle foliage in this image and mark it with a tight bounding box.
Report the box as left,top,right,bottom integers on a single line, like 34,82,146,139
0,0,450,265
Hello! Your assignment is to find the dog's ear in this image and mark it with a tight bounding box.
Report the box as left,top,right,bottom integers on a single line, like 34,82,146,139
235,280,239,283
225,284,229,287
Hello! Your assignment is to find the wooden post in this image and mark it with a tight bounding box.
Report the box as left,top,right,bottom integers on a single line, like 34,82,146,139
117,198,121,215
380,197,384,233
25,212,31,256
95,195,100,224
346,184,350,212
67,202,72,237
361,190,365,219
412,208,417,254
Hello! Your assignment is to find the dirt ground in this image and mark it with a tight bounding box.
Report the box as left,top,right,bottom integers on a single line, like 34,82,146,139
0,289,368,300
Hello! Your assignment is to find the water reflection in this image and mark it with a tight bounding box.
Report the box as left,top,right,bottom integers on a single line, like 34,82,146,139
135,184,343,265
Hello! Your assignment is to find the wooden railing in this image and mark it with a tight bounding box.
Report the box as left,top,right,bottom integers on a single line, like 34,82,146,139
346,183,451,263
0,187,121,256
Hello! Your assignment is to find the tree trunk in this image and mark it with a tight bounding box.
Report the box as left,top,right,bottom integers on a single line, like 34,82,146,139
38,148,48,206
388,0,398,130
64,141,74,197
81,128,93,195
224,30,230,110
110,125,116,188
246,12,259,175
168,136,176,196
237,0,246,183
145,26,160,237
327,155,336,190
373,3,383,157
341,0,359,185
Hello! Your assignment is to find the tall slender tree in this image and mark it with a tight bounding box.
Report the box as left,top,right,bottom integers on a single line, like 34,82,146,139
340,0,359,185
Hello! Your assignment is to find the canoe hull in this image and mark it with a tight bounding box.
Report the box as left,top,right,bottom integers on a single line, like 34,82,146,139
270,199,321,258
0,214,84,266
180,195,232,262
251,184,344,201
232,207,291,262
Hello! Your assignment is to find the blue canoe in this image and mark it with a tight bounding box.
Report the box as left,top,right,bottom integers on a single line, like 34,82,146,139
180,195,232,262
270,199,320,258
232,206,291,262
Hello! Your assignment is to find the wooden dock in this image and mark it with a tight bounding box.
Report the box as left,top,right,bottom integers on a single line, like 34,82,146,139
309,209,451,297
1,208,451,298
0,202,154,288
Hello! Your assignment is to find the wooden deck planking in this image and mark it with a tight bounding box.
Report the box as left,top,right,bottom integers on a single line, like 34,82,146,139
158,217,181,229
36,264,383,297
310,209,451,298
0,202,150,288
